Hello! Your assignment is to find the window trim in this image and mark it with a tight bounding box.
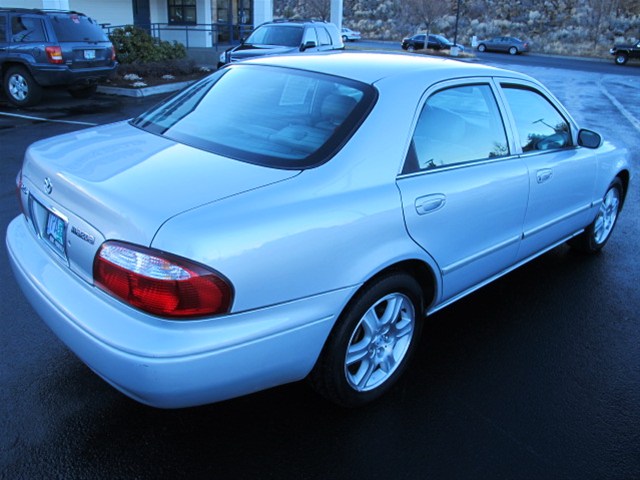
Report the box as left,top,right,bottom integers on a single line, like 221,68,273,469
399,78,515,176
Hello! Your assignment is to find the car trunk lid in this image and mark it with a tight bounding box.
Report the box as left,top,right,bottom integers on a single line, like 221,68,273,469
20,121,300,282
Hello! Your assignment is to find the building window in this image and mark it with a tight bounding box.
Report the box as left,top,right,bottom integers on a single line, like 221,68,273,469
168,0,197,25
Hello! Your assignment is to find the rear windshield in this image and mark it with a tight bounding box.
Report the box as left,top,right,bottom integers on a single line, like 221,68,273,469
131,65,376,169
50,13,108,42
245,25,303,47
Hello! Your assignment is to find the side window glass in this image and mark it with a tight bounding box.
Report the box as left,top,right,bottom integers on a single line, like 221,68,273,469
405,84,509,172
502,85,571,152
316,27,331,46
11,16,46,43
0,15,7,42
303,27,317,46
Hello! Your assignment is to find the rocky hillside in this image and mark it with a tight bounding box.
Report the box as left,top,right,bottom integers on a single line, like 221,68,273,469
274,0,640,56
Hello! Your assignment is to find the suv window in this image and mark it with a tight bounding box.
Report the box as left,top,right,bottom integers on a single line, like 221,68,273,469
0,14,6,42
11,16,47,43
407,84,509,171
303,27,317,45
316,27,331,46
246,25,303,47
49,13,109,42
502,85,571,152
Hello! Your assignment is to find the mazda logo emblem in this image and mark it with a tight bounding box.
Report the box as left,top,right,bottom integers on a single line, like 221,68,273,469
44,177,53,195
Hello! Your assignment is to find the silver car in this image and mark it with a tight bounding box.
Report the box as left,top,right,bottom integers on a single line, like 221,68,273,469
7,52,630,408
477,36,530,55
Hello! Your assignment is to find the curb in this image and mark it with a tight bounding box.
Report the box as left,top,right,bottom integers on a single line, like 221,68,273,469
97,79,196,97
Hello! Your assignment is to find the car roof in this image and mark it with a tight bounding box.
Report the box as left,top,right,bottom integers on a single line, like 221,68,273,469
241,51,529,85
0,8,87,15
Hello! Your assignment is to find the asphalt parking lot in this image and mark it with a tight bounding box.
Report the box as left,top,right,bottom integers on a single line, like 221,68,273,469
1,55,639,479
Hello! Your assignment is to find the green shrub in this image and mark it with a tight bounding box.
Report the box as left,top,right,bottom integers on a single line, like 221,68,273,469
109,25,187,64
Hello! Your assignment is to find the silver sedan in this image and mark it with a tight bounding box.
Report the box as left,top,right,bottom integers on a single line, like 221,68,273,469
6,52,631,408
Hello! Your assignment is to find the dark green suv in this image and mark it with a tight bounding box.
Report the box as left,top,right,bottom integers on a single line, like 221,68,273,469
0,8,117,107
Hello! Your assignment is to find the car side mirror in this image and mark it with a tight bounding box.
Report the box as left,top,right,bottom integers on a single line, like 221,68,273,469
577,129,602,149
301,40,316,51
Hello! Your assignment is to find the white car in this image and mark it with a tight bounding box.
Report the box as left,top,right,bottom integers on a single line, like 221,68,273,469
7,52,631,408
341,27,361,41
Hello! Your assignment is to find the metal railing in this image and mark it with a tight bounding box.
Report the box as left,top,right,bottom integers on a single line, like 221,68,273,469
105,22,254,48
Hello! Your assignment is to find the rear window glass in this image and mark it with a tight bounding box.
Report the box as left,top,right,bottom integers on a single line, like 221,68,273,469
50,14,108,42
131,65,376,169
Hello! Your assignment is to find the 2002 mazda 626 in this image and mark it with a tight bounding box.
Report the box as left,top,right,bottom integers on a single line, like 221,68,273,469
7,52,631,408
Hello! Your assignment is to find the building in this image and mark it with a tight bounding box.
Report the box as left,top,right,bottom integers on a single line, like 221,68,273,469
15,0,344,47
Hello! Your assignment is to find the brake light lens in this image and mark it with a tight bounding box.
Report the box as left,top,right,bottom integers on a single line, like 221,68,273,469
111,45,117,61
46,46,64,64
94,241,232,318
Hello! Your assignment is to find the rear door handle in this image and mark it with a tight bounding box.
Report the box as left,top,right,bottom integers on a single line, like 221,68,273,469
536,168,553,184
415,194,446,215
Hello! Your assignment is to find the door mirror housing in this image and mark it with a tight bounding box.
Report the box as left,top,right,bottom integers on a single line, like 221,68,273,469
301,40,316,51
577,129,602,149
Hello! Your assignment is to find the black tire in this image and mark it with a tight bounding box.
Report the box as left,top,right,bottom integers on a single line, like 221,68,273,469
614,53,628,65
407,45,415,53
568,178,624,253
4,66,43,107
342,35,348,42
309,272,424,407
509,46,518,55
477,44,486,52
68,85,98,99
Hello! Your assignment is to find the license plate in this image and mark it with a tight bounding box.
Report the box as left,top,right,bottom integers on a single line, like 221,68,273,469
83,49,96,60
45,210,66,256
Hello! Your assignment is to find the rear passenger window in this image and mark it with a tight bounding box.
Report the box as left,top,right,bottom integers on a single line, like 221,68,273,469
405,84,509,172
316,27,332,46
0,15,7,42
502,85,571,152
11,16,47,43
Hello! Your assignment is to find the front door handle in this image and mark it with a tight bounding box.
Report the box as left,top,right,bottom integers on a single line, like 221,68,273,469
415,194,446,215
536,168,553,184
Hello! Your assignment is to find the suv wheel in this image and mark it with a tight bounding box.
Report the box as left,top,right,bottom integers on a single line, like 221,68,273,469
68,85,98,99
614,53,628,65
4,66,43,107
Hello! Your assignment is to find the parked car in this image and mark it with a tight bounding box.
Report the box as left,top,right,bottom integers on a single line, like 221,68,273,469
218,19,344,67
341,27,361,42
7,52,630,409
401,33,463,53
476,36,529,55
610,40,640,65
0,7,117,107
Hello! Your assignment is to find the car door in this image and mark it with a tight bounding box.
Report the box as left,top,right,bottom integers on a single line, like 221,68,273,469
396,80,529,303
497,80,597,260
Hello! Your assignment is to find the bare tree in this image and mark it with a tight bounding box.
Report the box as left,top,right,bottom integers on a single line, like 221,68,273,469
403,0,450,35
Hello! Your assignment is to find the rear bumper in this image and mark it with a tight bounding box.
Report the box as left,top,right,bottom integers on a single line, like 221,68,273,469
30,63,117,87
7,215,351,408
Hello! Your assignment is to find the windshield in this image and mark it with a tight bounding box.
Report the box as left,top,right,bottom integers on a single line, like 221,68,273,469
50,13,109,42
245,25,303,47
131,65,376,169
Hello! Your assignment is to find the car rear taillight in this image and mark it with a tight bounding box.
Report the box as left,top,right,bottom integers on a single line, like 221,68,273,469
46,46,64,64
94,241,232,318
111,45,116,61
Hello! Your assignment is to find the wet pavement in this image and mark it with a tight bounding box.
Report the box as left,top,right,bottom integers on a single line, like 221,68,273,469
1,59,639,479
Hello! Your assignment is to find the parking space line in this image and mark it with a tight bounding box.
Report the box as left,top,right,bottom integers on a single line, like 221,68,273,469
0,111,97,126
599,81,640,134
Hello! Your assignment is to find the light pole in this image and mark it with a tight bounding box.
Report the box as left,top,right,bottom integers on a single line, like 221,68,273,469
453,0,461,46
